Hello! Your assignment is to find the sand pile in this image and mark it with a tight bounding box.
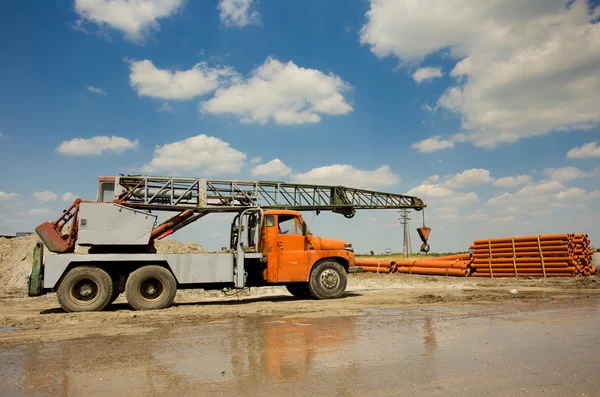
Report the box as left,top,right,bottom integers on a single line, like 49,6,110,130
0,234,41,297
155,240,208,254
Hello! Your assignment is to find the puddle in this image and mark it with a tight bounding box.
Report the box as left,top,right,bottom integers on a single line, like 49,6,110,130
1,299,599,396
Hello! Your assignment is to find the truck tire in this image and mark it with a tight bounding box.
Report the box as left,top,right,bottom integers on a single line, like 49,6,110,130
57,266,113,312
125,266,177,311
308,260,347,300
286,283,312,298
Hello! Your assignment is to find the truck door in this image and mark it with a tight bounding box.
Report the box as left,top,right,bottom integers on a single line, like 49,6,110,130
276,215,310,282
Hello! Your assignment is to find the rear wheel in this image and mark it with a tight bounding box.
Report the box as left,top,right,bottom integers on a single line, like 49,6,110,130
125,266,177,311
285,283,312,298
57,266,113,312
308,260,347,300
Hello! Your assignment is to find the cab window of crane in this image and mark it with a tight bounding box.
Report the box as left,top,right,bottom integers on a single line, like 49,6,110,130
101,183,114,203
266,215,275,228
278,215,301,235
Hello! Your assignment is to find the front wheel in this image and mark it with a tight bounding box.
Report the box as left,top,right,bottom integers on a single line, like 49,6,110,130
125,266,177,311
286,283,312,298
308,261,347,300
57,266,113,312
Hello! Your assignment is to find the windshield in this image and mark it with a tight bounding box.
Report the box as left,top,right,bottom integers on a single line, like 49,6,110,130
303,220,312,235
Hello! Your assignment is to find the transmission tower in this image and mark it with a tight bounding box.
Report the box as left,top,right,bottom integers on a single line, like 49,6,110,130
399,209,412,257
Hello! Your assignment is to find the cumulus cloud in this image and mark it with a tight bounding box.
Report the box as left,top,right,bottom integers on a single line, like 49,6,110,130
249,156,262,164
61,192,79,202
422,175,440,184
57,136,138,156
492,175,532,188
407,183,479,209
485,180,600,216
129,60,236,100
142,134,246,174
218,0,260,27
87,85,107,95
543,167,597,182
251,159,292,178
567,141,600,159
292,165,399,189
412,67,443,83
440,168,494,189
0,192,19,201
411,136,453,153
361,0,600,148
201,57,352,125
74,0,184,41
33,191,58,203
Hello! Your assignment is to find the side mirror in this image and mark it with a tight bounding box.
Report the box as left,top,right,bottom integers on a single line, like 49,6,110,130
302,221,307,235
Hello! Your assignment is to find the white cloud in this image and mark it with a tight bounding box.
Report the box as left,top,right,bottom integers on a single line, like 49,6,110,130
441,168,494,189
129,59,236,100
543,167,597,182
567,141,600,159
249,156,262,164
142,134,246,174
87,85,107,95
411,136,453,153
485,180,599,216
57,136,139,156
74,0,184,41
251,159,292,178
493,216,515,223
361,0,600,148
201,57,353,125
412,67,443,83
407,183,479,211
466,209,487,221
158,102,172,112
28,208,54,216
422,175,440,184
61,192,79,202
0,192,19,201
292,165,399,189
492,175,532,188
218,0,260,27
33,191,58,203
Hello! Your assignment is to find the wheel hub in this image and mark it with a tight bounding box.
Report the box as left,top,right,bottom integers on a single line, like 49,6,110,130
70,278,99,303
320,269,340,289
139,278,165,302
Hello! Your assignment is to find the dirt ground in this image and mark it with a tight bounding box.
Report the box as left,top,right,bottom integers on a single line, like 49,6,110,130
0,273,597,347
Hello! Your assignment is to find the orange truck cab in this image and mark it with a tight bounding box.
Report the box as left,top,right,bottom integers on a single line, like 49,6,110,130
259,210,354,298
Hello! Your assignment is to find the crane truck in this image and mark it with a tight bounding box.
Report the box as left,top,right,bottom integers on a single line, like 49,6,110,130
28,175,428,312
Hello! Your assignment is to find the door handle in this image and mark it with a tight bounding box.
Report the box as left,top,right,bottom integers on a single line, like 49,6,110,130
278,242,284,249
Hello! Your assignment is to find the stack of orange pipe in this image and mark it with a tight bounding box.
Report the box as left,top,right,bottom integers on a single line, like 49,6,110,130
469,234,591,278
391,253,472,277
354,259,396,274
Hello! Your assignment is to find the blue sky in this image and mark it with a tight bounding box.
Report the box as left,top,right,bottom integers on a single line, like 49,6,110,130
1,0,599,253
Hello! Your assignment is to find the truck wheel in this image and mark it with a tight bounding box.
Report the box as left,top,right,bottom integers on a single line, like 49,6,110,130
125,266,177,311
308,260,347,300
57,266,113,312
286,283,312,298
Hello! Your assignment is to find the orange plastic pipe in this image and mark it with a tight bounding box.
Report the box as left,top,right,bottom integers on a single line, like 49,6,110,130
471,272,574,277
471,262,572,269
473,257,573,264
428,253,472,261
472,245,569,254
472,251,570,257
360,266,391,273
470,240,568,249
473,234,569,245
393,259,469,269
473,267,575,273
355,259,395,266
396,267,468,277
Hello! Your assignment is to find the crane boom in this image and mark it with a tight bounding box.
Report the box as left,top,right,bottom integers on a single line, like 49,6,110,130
113,175,426,218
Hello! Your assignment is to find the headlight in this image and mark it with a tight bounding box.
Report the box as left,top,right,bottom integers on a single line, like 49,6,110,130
344,243,354,252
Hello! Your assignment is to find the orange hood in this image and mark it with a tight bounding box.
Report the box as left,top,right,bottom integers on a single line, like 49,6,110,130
309,236,351,251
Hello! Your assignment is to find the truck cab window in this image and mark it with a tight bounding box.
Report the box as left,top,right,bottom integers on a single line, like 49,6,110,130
101,184,114,203
278,215,300,235
266,215,275,227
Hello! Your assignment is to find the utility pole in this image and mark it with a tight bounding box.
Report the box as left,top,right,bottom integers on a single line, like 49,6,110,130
399,209,412,258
